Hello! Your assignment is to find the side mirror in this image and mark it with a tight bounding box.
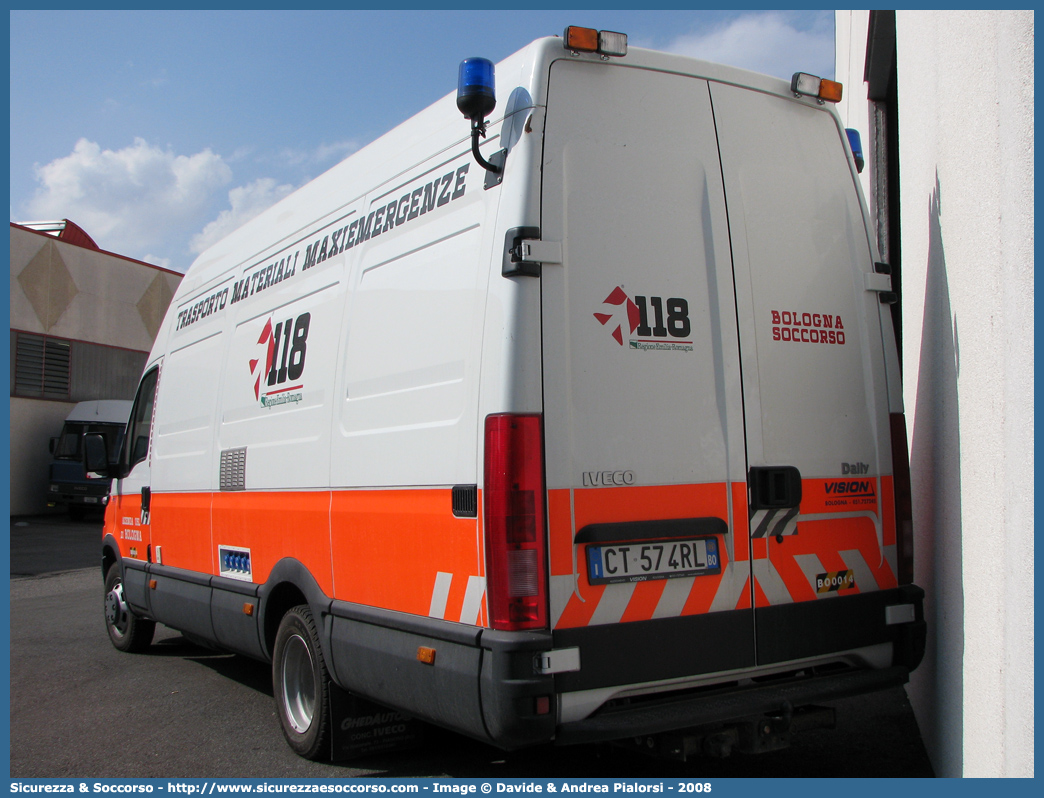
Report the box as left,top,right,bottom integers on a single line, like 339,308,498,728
83,432,113,479
49,437,58,455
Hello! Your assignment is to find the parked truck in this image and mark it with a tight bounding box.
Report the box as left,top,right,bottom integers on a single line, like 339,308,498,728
48,400,131,519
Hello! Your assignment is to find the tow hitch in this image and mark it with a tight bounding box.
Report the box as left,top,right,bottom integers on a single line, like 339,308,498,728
616,703,836,760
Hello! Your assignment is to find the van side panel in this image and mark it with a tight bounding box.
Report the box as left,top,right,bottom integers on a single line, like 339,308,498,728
330,488,485,623
150,493,213,574
332,155,492,489
219,266,344,491
152,303,227,493
326,148,498,624
211,491,334,596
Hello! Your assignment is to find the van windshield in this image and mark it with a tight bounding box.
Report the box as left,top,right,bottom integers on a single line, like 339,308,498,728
54,423,124,461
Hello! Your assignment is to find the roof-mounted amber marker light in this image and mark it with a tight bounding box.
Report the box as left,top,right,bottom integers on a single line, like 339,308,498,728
791,72,843,104
564,26,628,59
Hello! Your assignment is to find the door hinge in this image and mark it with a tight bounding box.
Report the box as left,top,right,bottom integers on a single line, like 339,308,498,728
865,271,897,303
534,647,581,675
503,227,562,277
518,239,563,264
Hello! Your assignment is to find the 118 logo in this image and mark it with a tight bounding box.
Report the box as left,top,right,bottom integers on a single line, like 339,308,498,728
251,312,311,400
594,287,691,346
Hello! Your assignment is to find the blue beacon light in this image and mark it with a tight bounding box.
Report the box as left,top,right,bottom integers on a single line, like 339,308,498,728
846,128,865,173
457,57,501,175
456,58,496,121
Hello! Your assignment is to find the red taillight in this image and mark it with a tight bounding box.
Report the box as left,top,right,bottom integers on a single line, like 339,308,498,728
890,413,914,585
484,413,548,631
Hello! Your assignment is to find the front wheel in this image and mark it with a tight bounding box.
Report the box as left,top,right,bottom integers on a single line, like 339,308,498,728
104,562,155,652
272,605,331,760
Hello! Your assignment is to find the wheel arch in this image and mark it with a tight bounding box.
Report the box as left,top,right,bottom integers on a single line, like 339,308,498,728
258,558,332,663
102,533,122,582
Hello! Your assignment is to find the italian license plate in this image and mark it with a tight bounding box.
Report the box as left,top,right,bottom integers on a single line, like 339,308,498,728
586,538,721,585
82,497,98,504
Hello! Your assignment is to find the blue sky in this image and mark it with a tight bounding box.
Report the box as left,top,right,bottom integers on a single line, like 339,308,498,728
10,10,836,273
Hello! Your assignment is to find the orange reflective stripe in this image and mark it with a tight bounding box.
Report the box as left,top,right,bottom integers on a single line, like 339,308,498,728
738,576,756,609
110,493,149,562
547,489,574,576
680,565,726,616
571,482,729,522
153,492,215,574
619,579,667,623
121,487,485,624
555,584,606,629
550,482,739,628
768,552,818,603
730,482,750,562
211,491,333,595
331,488,482,620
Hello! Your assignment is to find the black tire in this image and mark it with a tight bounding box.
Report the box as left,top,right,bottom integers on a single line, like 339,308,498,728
272,605,332,760
104,562,155,652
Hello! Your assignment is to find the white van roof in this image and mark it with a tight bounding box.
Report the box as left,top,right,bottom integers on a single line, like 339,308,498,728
172,38,798,301
64,400,133,424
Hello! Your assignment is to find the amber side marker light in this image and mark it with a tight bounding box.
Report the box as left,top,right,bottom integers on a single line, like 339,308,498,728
564,26,628,57
417,646,437,665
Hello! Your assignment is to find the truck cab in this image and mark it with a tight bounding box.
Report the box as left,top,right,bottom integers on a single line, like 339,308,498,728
48,400,131,519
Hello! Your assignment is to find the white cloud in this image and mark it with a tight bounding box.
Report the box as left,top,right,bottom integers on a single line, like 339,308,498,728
190,177,295,255
25,137,232,256
665,12,835,81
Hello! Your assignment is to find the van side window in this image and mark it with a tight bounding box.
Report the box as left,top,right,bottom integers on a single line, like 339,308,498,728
124,368,159,470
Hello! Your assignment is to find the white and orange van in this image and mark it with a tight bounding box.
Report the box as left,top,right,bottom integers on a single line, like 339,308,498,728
92,28,925,760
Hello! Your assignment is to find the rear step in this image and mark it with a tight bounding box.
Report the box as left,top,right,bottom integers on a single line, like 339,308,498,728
554,665,909,746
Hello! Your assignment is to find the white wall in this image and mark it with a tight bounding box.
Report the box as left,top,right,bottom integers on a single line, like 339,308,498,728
836,10,1034,778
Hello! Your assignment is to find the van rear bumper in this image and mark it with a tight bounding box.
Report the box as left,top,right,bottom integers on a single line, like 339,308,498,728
554,664,910,746
552,585,925,694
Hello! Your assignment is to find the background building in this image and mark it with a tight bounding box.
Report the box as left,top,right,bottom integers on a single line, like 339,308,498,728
9,220,182,515
836,10,1034,777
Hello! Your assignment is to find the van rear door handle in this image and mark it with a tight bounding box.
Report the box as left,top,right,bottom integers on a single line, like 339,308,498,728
748,467,802,543
749,466,802,509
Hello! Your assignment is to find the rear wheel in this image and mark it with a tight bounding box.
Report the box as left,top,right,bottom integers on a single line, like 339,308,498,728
272,605,331,760
104,562,155,652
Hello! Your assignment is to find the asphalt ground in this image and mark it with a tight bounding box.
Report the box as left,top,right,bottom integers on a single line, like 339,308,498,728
9,514,935,778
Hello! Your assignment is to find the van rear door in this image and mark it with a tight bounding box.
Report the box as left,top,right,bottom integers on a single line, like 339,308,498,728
539,59,753,688
540,58,902,697
709,83,900,665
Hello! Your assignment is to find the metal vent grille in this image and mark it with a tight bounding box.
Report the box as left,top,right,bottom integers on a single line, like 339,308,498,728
14,333,70,398
220,447,247,491
452,484,478,518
